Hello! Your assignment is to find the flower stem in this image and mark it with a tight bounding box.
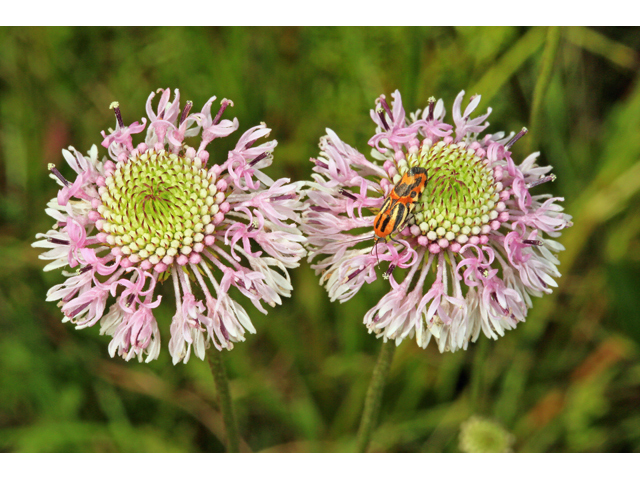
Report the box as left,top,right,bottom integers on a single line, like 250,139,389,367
207,347,240,453
356,340,396,453
528,26,562,151
470,336,489,413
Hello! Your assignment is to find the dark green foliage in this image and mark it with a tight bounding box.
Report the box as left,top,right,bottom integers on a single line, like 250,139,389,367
1,26,639,452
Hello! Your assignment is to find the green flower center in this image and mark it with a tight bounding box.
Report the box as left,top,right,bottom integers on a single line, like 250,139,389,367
400,141,502,248
459,416,514,453
96,149,225,268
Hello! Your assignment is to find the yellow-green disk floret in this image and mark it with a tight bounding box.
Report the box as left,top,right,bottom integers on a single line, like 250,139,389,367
95,148,229,272
407,140,506,253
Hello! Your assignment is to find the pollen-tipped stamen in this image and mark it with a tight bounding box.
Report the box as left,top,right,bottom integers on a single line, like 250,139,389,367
522,239,543,246
383,263,395,279
339,189,358,201
425,97,436,121
48,237,70,245
212,99,233,126
180,101,193,125
505,127,528,149
526,173,556,189
109,101,125,129
250,152,269,166
379,96,393,121
376,106,390,131
48,164,71,187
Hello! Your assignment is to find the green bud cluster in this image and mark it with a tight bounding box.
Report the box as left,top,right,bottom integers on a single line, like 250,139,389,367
96,149,225,267
405,141,502,245
459,416,515,453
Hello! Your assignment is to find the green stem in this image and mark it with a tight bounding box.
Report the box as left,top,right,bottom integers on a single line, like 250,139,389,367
470,336,489,413
528,26,562,151
356,340,396,452
207,347,240,453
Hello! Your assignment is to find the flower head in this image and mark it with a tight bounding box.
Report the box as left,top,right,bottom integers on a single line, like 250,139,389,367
459,416,515,453
303,90,571,352
34,88,306,363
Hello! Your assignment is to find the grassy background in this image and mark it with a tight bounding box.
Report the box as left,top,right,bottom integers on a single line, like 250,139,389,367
1,26,640,452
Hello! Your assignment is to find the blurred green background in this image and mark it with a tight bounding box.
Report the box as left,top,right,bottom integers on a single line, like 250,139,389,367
1,26,640,453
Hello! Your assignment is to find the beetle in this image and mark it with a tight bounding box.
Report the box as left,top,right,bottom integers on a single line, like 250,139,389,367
372,166,428,261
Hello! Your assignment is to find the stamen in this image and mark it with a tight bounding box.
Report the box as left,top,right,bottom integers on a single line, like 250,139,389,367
249,152,268,166
376,106,390,131
212,99,233,126
245,124,268,150
491,292,509,315
126,293,135,307
426,97,436,122
309,206,331,213
346,268,362,282
338,189,357,201
383,263,396,280
79,265,93,274
526,174,556,189
48,237,70,245
69,302,91,318
505,127,528,149
220,321,230,341
379,96,393,122
272,194,296,201
109,101,125,129
522,239,543,246
48,164,71,187
313,159,329,169
180,101,193,125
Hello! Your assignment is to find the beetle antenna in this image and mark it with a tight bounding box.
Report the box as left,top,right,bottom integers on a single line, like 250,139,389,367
371,237,381,269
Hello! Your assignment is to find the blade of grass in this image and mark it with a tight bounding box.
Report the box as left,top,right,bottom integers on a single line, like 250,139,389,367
470,27,546,105
527,26,562,151
566,26,639,71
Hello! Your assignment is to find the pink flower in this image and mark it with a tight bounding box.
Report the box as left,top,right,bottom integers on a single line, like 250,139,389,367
101,101,147,156
34,89,306,363
145,89,181,147
62,282,111,329
109,303,161,363
168,291,209,364
224,124,277,190
302,90,572,352
194,97,239,154
368,91,420,154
